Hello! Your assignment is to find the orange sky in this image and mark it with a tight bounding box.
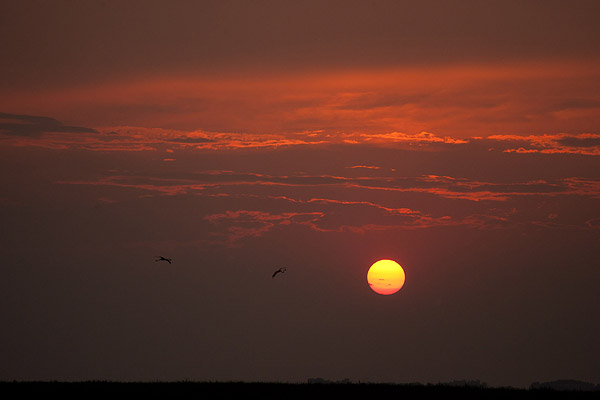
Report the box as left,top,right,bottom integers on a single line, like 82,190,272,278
1,0,599,389
2,61,600,139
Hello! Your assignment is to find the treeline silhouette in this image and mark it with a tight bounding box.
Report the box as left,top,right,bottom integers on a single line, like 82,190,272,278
1,380,599,398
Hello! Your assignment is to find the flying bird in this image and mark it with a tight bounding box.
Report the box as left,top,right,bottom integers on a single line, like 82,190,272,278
155,256,172,264
272,267,286,278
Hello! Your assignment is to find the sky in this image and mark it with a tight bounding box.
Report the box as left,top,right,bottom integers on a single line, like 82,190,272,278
1,0,599,388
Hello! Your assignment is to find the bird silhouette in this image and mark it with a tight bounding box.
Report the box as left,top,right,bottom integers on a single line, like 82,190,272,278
272,267,286,278
155,256,172,264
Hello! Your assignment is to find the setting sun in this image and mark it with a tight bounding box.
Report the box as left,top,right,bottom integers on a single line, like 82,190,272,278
367,259,405,295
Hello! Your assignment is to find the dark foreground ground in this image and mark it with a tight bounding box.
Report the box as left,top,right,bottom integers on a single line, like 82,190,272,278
1,381,598,398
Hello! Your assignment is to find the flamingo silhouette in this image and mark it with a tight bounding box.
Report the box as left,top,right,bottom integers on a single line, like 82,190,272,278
272,267,286,278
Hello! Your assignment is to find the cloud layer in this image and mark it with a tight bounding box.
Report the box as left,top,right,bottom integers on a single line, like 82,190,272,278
0,112,97,137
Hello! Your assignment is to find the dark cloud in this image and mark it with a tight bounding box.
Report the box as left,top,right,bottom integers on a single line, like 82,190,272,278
479,134,600,155
555,137,600,148
556,99,600,110
0,112,97,137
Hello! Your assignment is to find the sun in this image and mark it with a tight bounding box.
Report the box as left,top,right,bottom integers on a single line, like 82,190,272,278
367,259,405,295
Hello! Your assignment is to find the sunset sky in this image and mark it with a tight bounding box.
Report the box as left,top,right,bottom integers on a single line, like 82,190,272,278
1,0,599,388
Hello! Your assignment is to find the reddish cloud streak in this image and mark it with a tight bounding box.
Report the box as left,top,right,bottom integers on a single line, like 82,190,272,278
3,120,600,158
487,133,600,155
58,171,600,202
203,205,515,245
54,165,600,247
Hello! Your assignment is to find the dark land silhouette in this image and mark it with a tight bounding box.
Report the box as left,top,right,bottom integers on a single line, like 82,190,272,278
530,380,600,392
2,380,599,398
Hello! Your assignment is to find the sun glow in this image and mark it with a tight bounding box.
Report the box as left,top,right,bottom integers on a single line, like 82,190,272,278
367,259,405,295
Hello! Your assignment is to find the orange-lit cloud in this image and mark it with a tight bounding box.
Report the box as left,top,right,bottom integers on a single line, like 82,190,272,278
361,132,468,145
346,165,381,170
3,111,599,157
486,133,600,155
